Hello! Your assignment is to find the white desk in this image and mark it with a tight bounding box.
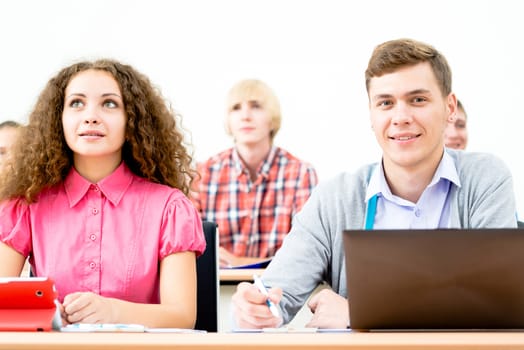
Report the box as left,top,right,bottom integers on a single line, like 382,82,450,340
3,331,524,350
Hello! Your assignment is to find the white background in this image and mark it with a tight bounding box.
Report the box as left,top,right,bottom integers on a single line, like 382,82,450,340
1,0,523,216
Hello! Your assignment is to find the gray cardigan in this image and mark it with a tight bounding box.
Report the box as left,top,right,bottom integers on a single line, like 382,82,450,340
262,150,517,324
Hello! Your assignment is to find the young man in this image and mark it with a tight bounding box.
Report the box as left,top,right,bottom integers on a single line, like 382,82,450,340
192,79,317,268
231,38,517,329
444,99,468,149
0,120,21,171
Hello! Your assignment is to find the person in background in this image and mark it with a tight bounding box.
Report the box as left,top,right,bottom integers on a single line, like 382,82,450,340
444,99,468,149
0,59,205,328
191,79,318,268
0,120,29,275
231,38,517,329
0,120,21,170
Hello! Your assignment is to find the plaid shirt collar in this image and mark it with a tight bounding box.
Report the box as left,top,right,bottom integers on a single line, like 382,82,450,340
231,146,278,180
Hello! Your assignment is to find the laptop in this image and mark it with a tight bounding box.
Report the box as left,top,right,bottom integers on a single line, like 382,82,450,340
343,228,524,331
0,277,60,331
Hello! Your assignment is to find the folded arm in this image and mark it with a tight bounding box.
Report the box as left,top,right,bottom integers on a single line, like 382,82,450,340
62,251,198,328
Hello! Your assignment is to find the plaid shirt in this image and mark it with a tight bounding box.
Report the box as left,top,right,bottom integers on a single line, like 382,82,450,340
192,146,318,258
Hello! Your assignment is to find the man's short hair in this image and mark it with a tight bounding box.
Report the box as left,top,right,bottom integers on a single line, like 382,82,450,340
365,38,452,97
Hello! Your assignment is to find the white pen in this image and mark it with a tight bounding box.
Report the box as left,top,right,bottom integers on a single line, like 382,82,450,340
253,274,280,318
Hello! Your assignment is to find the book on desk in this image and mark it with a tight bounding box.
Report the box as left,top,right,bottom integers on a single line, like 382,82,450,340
221,258,272,270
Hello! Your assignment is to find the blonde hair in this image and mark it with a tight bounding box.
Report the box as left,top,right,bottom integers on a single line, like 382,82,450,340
225,79,281,141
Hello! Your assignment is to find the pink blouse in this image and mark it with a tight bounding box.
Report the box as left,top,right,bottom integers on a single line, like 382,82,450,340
0,163,205,303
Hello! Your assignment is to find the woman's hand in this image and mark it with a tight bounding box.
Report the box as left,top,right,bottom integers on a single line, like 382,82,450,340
62,291,117,324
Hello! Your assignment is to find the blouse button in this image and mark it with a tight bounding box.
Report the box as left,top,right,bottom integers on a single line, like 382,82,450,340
89,262,96,269
89,234,97,241
92,208,99,215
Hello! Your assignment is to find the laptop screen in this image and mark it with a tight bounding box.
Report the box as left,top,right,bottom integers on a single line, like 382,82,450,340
343,228,524,330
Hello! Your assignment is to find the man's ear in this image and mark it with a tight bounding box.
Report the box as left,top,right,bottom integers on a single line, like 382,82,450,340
446,93,458,123
224,116,232,137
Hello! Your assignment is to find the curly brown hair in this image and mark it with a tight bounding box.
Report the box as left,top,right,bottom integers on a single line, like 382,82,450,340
0,59,196,203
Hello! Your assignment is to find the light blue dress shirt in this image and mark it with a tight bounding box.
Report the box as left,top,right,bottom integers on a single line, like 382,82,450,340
365,151,461,229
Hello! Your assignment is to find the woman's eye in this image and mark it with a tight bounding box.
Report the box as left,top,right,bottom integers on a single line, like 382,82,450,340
104,100,118,108
70,100,84,108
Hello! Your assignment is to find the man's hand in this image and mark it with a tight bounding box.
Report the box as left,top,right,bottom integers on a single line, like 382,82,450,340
219,247,271,268
306,289,349,329
232,281,283,329
219,247,238,268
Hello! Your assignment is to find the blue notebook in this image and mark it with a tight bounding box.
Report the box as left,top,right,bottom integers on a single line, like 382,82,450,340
223,258,272,269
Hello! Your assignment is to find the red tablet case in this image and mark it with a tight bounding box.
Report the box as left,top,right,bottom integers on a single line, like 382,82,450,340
0,277,58,331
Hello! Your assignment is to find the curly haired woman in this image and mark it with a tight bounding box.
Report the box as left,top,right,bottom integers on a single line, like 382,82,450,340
0,59,205,328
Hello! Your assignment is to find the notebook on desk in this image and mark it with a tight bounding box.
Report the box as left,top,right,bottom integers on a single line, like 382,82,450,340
0,277,60,331
343,228,524,331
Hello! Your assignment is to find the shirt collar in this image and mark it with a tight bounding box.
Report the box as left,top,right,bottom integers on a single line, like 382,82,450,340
64,162,134,207
429,149,461,188
232,146,277,179
365,150,461,202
